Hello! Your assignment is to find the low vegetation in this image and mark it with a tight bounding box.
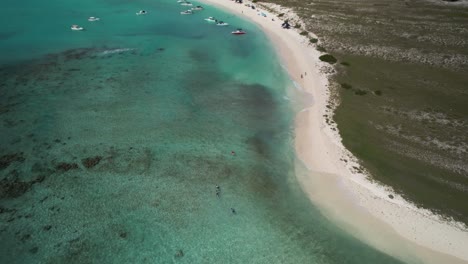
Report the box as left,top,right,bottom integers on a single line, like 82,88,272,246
309,38,318,44
354,89,367,95
299,31,308,36
340,61,350,66
319,54,337,64
316,45,327,53
340,83,352,89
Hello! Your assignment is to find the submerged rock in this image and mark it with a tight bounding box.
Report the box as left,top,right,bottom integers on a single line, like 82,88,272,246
81,156,102,169
55,162,79,172
0,153,25,169
119,231,127,239
0,178,32,199
29,247,39,254
175,249,184,258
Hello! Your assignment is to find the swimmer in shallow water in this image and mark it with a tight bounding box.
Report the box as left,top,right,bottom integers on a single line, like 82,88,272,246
231,208,236,214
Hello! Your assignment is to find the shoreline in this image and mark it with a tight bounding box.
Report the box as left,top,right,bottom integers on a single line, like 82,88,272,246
197,0,468,263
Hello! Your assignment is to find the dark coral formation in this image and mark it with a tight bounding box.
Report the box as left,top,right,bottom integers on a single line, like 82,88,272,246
119,231,127,239
0,178,32,199
55,162,79,172
175,249,184,258
29,247,39,254
0,173,45,199
81,156,102,169
0,153,25,169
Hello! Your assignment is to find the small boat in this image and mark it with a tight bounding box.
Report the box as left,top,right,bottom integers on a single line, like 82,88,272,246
180,10,193,15
231,29,246,35
216,21,229,26
204,17,216,22
88,17,100,22
71,25,84,31
180,2,193,6
177,0,185,2
136,10,147,15
191,5,204,10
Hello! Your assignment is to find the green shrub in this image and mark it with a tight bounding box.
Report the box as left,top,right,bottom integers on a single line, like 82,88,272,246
340,83,352,89
374,90,382,96
309,38,318,44
299,31,308,36
278,13,285,17
294,24,301,29
316,45,326,52
319,54,337,64
354,89,367,96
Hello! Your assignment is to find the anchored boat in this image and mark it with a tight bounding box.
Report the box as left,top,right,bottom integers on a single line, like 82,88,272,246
231,29,246,35
180,10,193,15
71,25,84,31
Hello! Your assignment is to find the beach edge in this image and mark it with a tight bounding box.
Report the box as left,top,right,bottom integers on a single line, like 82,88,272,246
196,0,468,263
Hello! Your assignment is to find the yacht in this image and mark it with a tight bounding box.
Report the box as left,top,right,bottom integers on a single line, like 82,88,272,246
180,10,193,15
231,29,246,35
71,25,84,31
88,17,100,22
136,10,147,15
191,5,204,10
204,17,216,22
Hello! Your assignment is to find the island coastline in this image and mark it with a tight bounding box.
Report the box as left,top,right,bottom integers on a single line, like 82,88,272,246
197,0,468,263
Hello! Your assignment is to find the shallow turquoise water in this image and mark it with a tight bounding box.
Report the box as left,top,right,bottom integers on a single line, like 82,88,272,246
0,0,409,263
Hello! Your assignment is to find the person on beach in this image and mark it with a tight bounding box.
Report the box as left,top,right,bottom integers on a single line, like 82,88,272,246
301,74,303,79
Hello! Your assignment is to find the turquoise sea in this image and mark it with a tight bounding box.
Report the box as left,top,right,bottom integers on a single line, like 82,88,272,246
0,0,410,263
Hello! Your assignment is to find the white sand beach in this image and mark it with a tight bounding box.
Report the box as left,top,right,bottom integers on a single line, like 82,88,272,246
199,0,468,263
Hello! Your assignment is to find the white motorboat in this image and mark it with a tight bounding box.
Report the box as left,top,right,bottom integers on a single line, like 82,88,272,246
71,25,84,31
216,21,229,26
191,5,204,10
180,10,193,15
180,2,193,6
231,29,246,35
88,17,100,22
136,10,147,15
177,0,185,2
204,17,216,22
